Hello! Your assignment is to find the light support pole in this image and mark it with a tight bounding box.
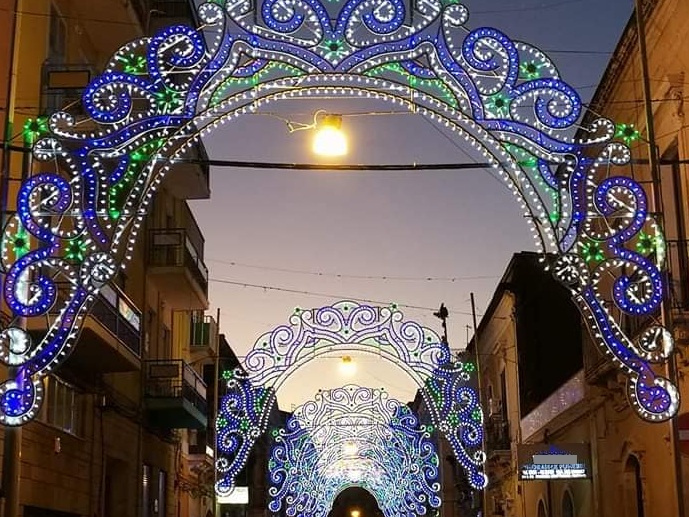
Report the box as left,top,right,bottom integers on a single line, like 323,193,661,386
469,293,486,513
212,308,220,517
1,2,25,517
634,1,686,516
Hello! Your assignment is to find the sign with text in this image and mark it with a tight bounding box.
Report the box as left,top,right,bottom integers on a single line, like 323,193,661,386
517,443,591,481
218,486,249,505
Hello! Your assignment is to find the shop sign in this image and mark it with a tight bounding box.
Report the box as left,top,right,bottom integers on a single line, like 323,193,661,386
517,443,591,481
218,486,249,505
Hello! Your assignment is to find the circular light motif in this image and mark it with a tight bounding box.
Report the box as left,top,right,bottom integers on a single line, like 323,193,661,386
0,0,676,434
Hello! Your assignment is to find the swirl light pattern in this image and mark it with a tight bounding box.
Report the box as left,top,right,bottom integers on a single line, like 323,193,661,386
267,385,440,517
216,301,486,494
0,0,677,426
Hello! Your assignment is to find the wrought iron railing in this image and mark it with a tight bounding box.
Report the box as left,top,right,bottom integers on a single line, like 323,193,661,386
144,360,208,416
91,283,142,356
48,281,141,357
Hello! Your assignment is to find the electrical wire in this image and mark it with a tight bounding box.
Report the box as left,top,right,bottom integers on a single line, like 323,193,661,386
208,276,487,316
206,257,500,282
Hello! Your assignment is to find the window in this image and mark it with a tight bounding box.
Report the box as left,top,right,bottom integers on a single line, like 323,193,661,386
562,491,575,517
41,376,82,436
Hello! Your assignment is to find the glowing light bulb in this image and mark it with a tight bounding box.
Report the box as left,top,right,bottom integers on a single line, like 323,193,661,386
313,114,347,157
343,441,358,456
339,355,356,376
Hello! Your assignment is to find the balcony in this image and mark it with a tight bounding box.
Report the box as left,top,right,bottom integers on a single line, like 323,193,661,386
144,360,208,429
165,143,210,200
63,284,142,373
164,142,211,200
583,337,614,384
147,228,209,310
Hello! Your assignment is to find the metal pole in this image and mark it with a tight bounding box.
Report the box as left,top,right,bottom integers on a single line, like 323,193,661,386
1,2,25,517
469,293,485,514
213,308,220,517
635,1,686,516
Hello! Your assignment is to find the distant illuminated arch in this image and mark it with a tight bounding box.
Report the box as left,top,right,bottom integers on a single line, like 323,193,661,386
267,385,441,517
216,301,485,494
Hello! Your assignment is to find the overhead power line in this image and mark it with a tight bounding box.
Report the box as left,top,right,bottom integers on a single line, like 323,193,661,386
206,257,500,282
208,276,486,317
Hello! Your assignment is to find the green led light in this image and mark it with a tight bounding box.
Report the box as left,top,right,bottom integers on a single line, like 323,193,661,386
636,231,660,255
65,238,88,262
11,225,30,258
580,240,604,263
615,123,641,145
520,61,542,80
487,93,510,117
154,87,183,113
117,53,147,75
23,117,48,144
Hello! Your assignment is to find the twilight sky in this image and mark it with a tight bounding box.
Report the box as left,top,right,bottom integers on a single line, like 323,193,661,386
190,0,634,410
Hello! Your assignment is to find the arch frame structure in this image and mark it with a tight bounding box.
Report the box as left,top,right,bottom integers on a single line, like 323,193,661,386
0,0,678,444
216,300,486,493
266,384,441,517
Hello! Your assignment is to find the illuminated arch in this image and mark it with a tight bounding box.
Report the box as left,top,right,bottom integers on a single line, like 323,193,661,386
216,301,485,491
266,385,441,517
0,0,677,437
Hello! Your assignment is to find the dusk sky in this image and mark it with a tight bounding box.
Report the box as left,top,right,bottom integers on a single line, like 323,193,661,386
190,0,634,409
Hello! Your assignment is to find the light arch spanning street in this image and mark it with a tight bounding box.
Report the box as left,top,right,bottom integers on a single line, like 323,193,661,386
267,384,441,517
0,0,679,509
216,300,485,495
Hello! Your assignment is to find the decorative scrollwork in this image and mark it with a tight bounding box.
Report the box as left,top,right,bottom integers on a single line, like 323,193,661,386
267,386,440,517
216,302,486,498
0,0,675,437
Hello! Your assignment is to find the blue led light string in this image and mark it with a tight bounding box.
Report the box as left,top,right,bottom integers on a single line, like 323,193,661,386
0,0,676,430
267,386,441,517
215,302,486,495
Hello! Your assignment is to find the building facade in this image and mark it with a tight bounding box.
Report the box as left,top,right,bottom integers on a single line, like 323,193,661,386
472,2,689,516
0,2,223,517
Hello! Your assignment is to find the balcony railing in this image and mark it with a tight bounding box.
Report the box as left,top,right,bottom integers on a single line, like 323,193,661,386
144,360,208,423
148,228,209,293
91,283,142,356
